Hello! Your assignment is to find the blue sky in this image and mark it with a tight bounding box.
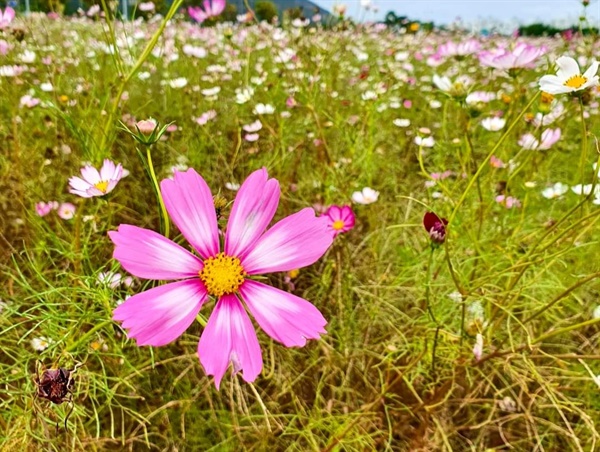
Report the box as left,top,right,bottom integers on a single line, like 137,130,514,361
313,0,600,27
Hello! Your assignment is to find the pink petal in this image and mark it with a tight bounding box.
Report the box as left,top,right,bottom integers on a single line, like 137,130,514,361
198,294,262,389
161,169,219,259
242,208,333,274
80,165,101,185
109,224,203,280
99,159,117,181
114,279,207,346
225,168,280,259
240,280,327,347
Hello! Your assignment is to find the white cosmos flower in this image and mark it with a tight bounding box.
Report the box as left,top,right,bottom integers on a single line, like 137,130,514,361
352,187,379,204
571,184,600,196
393,118,410,127
415,136,435,148
253,103,275,115
538,56,599,94
31,336,54,352
541,182,569,199
481,117,506,131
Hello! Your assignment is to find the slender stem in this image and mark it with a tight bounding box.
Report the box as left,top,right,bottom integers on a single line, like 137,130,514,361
73,198,86,275
522,271,600,325
98,0,184,156
66,319,113,352
448,92,540,225
532,317,600,345
578,95,588,183
146,146,169,238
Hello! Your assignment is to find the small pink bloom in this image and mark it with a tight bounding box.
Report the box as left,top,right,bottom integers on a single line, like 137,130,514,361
490,155,506,168
286,97,297,108
57,202,76,220
403,100,412,108
136,119,158,135
0,7,15,29
35,202,56,217
188,0,225,23
110,168,333,388
69,159,124,198
244,133,259,142
479,43,545,70
495,195,521,209
323,205,355,238
473,333,483,361
195,110,217,125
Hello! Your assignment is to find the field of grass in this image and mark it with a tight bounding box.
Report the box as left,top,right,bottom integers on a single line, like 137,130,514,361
2,6,600,451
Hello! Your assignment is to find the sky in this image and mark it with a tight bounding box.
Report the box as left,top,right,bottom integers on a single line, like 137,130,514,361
312,0,600,28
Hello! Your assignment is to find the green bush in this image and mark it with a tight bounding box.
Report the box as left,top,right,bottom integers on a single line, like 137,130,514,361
255,0,277,23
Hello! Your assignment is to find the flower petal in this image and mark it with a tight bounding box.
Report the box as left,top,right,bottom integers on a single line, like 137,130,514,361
161,169,220,259
242,208,333,274
198,294,262,389
555,56,580,79
109,224,203,280
114,279,207,346
80,165,101,185
225,168,280,259
583,60,599,80
99,159,117,181
240,280,327,347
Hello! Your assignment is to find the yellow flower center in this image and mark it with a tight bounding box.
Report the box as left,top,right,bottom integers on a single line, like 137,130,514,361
199,253,246,297
332,220,345,231
94,180,109,193
564,74,587,89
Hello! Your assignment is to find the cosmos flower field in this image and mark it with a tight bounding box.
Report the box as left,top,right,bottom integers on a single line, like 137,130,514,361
2,5,600,451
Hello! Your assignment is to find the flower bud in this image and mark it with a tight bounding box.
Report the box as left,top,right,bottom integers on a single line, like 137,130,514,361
423,211,448,245
120,118,171,146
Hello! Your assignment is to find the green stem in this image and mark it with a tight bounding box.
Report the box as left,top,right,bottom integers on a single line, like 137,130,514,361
97,0,184,157
66,319,113,352
532,317,600,345
522,271,600,325
448,92,540,225
578,97,588,183
146,146,169,238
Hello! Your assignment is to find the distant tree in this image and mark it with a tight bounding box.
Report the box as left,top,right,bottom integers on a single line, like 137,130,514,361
221,3,237,22
384,11,396,26
255,0,278,22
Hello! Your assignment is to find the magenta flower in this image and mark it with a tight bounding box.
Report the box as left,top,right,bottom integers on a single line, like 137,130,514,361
188,0,226,23
479,43,545,70
36,201,58,217
110,168,333,388
324,205,355,238
423,212,448,244
0,7,15,29
437,39,481,58
518,128,561,150
69,159,124,198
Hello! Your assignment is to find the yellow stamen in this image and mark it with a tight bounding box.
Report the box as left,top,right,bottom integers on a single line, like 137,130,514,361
94,180,109,193
564,74,587,89
332,220,345,231
199,253,246,297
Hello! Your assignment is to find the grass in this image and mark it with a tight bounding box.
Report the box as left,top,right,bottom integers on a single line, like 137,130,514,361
1,7,600,451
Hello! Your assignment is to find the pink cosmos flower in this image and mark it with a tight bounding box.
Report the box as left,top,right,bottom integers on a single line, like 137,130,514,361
518,128,561,150
323,205,355,238
0,7,15,29
478,43,545,70
437,39,481,58
110,168,333,388
57,202,76,220
496,195,521,209
36,201,58,217
69,159,124,198
188,0,226,23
